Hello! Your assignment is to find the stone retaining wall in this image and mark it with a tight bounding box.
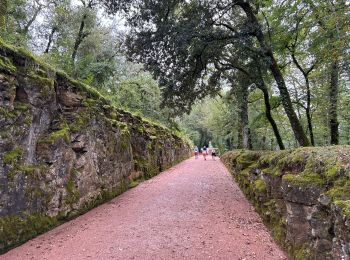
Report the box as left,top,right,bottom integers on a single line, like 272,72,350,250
221,147,350,259
0,41,191,252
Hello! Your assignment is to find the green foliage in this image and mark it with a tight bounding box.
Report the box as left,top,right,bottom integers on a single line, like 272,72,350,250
1,0,350,150
179,95,237,150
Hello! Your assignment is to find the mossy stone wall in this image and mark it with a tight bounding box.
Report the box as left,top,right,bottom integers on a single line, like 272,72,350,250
221,147,350,260
0,41,192,253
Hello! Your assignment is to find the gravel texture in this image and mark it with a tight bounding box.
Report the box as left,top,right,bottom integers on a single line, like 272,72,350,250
2,157,287,260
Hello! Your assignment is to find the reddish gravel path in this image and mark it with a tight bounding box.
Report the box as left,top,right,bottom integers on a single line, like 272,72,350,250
3,157,287,260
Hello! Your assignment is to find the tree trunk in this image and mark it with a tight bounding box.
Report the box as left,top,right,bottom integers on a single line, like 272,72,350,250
290,53,316,146
259,85,285,150
329,59,339,145
0,0,7,32
238,84,252,149
44,26,57,53
21,5,43,36
239,2,310,147
305,77,315,145
243,127,252,150
71,13,89,69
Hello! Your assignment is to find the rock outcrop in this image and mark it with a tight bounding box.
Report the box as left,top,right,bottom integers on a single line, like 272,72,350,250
222,147,350,259
0,41,191,252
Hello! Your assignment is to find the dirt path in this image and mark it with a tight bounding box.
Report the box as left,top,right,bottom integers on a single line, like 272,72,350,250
2,157,287,260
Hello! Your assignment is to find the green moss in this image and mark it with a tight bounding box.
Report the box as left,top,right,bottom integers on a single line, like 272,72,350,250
0,214,58,254
261,166,281,177
56,71,106,101
120,139,130,152
25,186,47,208
23,114,33,125
236,151,261,170
254,179,266,193
258,150,289,168
28,72,54,87
221,148,350,259
0,55,16,74
40,128,70,145
7,164,40,181
19,165,35,175
14,102,30,112
35,68,50,78
3,149,23,165
325,161,342,181
334,200,350,220
79,179,128,215
69,113,90,133
283,173,325,187
0,177,134,252
134,157,159,179
110,111,118,120
0,103,32,127
0,38,18,52
327,179,350,200
277,149,307,173
65,179,80,206
16,47,42,64
0,40,55,76
294,246,312,260
0,107,17,120
271,219,286,246
129,180,139,189
81,98,99,108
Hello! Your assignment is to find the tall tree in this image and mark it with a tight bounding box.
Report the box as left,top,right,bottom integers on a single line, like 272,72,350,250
305,0,350,144
238,1,309,146
105,0,310,146
71,0,97,71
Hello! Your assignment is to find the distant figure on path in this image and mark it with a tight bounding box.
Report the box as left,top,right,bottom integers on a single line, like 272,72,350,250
202,146,207,160
212,148,217,160
194,146,199,159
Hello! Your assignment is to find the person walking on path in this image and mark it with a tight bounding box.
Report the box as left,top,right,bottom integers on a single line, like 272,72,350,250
202,146,207,160
194,146,199,159
212,148,217,160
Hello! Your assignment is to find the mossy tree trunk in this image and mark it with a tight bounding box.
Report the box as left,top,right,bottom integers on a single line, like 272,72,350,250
329,59,339,145
71,0,94,72
0,0,7,32
71,13,89,69
239,2,310,147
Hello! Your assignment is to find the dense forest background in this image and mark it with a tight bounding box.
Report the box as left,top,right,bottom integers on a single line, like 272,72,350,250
0,0,349,153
